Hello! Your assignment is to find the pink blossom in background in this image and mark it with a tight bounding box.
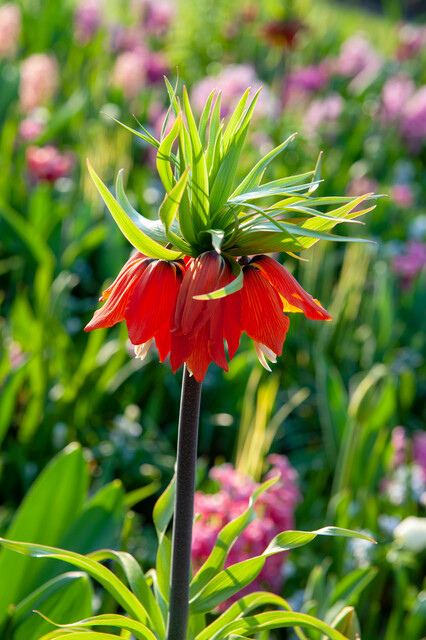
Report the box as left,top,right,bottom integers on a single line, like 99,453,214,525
0,2,21,58
401,86,426,150
26,145,73,183
7,341,26,370
192,455,301,606
333,34,383,92
74,0,103,45
391,426,408,469
391,241,426,288
389,183,414,208
112,49,146,98
303,93,343,136
18,116,46,142
131,0,175,38
397,23,426,61
413,431,426,482
19,54,59,113
191,64,277,119
283,63,329,106
380,74,416,123
346,175,378,197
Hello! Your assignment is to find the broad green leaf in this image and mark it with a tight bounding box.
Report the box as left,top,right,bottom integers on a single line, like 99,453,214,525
231,133,298,199
0,538,151,626
183,86,210,231
157,113,182,193
89,550,164,638
153,475,176,537
196,592,307,640
193,261,243,301
190,478,277,599
210,91,260,219
198,228,225,254
190,527,374,613
116,170,168,244
176,189,198,247
159,166,189,232
0,444,88,626
207,611,348,640
13,573,92,640
36,612,158,640
87,160,181,260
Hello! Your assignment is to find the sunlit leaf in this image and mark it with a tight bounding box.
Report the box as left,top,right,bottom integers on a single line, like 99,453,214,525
157,113,182,193
36,612,157,640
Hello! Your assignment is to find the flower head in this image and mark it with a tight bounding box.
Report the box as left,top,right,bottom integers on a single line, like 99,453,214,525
19,53,59,113
0,3,21,58
85,84,375,380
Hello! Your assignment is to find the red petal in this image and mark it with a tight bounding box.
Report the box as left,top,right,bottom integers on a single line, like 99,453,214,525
207,306,228,371
125,260,183,345
240,266,290,356
223,291,242,360
84,257,150,332
169,331,194,373
185,323,214,382
155,324,172,362
101,252,147,300
251,255,331,320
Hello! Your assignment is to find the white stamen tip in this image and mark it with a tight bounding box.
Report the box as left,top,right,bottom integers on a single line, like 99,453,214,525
254,342,277,372
134,339,153,361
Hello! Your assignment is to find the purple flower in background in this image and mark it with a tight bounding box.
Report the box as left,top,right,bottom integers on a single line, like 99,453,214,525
74,0,103,45
380,73,416,123
303,93,343,136
391,426,408,469
283,63,329,106
0,2,21,58
401,86,426,150
112,48,146,98
413,431,426,482
192,455,300,606
389,183,414,208
26,145,73,183
391,241,426,288
397,23,426,61
334,34,383,92
131,0,175,38
19,54,59,113
18,116,46,142
191,64,277,119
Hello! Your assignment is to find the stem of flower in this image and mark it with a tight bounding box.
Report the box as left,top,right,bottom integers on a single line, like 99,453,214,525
166,365,202,640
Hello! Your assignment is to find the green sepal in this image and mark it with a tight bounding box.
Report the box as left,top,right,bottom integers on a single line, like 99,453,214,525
159,166,190,232
87,160,181,260
157,113,182,193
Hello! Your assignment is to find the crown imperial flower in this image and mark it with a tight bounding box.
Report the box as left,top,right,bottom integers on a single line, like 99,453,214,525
85,82,376,380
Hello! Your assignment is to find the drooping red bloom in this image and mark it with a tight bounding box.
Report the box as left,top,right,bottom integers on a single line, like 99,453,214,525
85,251,330,382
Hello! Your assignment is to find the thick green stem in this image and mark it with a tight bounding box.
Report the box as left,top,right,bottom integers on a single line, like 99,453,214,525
166,366,202,640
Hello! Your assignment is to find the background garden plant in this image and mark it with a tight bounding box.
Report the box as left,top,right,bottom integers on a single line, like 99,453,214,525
0,0,425,639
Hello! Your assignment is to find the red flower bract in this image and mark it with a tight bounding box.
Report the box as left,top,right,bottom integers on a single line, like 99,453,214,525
85,251,331,382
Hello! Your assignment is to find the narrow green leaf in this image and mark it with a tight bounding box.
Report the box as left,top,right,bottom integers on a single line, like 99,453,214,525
87,160,181,260
222,88,250,150
182,86,210,231
157,113,182,193
153,476,176,537
198,89,216,146
164,76,181,117
198,228,225,254
36,612,158,640
193,262,243,300
0,538,151,626
161,74,180,139
309,151,322,194
159,166,189,231
208,611,348,640
228,174,316,205
156,534,171,603
101,112,160,149
190,478,277,598
39,632,130,640
231,133,297,199
206,94,222,174
88,550,164,638
115,170,168,244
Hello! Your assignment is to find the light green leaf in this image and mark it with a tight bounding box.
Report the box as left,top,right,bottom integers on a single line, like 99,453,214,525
88,550,164,638
39,633,130,639
36,612,158,640
193,261,243,300
198,89,217,145
87,160,181,260
0,538,151,626
198,228,225,254
222,88,250,151
153,476,176,537
207,611,348,640
183,86,210,231
156,534,172,604
159,166,189,232
309,151,322,194
190,478,277,598
228,174,316,205
206,94,222,174
231,133,297,199
157,113,182,193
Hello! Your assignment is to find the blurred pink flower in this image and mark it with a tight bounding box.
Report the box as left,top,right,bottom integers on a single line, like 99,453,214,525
74,0,103,45
389,183,414,208
391,241,426,287
26,145,73,183
334,35,383,92
192,455,301,606
131,0,175,38
112,49,146,98
391,426,408,469
401,86,426,149
413,431,426,481
8,341,26,369
19,54,59,113
380,74,416,123
284,63,329,105
303,93,343,136
191,64,277,119
346,175,378,198
18,116,46,142
397,23,426,61
0,2,21,58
